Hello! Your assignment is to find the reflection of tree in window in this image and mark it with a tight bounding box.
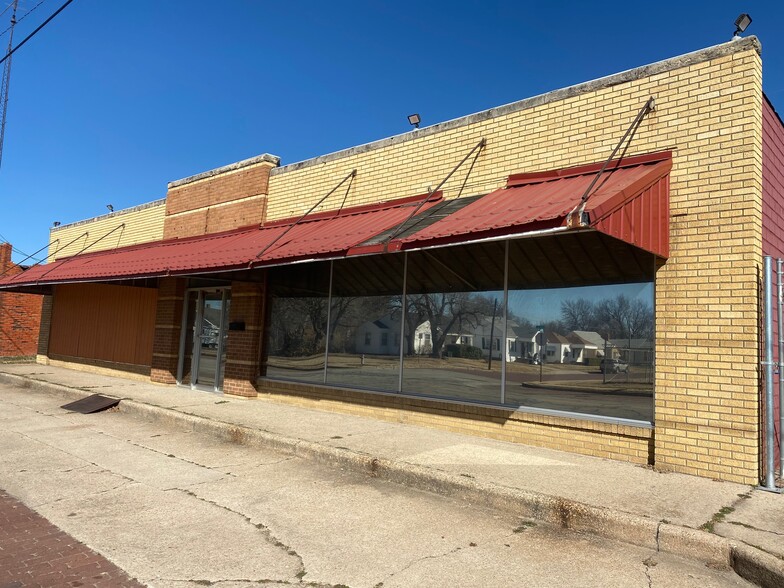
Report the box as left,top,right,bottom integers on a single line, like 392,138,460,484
407,293,495,358
560,293,653,340
267,297,328,358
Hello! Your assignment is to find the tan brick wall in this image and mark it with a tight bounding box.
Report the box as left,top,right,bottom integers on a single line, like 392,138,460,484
223,280,266,397
264,43,764,483
50,201,165,260
164,160,275,239
258,380,653,464
150,277,186,384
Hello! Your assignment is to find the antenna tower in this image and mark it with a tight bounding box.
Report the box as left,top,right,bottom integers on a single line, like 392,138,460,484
0,0,19,170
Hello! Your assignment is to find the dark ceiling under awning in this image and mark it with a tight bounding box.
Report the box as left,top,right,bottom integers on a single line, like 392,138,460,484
0,152,670,295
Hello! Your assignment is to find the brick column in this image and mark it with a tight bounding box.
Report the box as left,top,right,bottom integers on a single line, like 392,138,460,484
223,279,266,397
0,242,10,273
0,243,44,359
151,277,186,384
35,295,53,362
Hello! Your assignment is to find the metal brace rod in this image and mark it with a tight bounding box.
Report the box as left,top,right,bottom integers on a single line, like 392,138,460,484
254,169,356,261
567,97,656,227
0,240,54,278
42,231,88,263
384,138,486,248
36,224,126,281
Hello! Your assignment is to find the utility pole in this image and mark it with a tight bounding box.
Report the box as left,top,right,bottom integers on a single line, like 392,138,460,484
0,0,19,170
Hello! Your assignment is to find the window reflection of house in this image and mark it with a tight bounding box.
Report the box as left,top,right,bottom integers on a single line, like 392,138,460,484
546,333,572,363
566,331,605,363
355,315,430,355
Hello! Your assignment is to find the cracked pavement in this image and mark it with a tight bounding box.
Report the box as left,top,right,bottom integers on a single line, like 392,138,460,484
0,383,755,588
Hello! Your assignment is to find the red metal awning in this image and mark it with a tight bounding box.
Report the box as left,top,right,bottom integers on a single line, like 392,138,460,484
0,152,670,291
387,151,671,257
0,193,442,288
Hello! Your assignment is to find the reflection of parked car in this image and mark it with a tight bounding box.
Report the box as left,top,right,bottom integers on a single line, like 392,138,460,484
601,359,629,373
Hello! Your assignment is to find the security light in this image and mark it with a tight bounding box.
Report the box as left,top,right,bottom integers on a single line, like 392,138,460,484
408,113,421,129
733,13,752,39
53,221,61,227
106,204,114,212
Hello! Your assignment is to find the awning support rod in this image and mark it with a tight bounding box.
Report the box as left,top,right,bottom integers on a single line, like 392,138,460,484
567,97,655,228
4,231,90,283
0,240,56,278
254,169,356,262
36,223,126,282
384,138,486,249
44,231,88,263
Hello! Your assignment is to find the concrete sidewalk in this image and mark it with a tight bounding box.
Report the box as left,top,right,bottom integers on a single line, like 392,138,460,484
1,363,782,587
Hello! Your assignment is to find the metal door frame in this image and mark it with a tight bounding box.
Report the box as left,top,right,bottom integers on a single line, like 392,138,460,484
177,286,231,393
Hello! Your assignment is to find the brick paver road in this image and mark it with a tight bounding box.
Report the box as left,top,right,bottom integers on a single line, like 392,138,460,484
0,489,144,588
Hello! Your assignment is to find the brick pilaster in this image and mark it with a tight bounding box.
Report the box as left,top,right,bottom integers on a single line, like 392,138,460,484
150,277,186,384
36,295,53,358
223,279,266,397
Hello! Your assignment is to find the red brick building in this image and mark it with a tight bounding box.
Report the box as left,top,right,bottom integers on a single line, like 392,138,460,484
0,243,42,358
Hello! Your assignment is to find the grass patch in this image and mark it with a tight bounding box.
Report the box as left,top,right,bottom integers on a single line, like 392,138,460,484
700,506,735,533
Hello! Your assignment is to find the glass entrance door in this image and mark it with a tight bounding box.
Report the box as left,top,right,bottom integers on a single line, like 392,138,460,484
178,288,231,392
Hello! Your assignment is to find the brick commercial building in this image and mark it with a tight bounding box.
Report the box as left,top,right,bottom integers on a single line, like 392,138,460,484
0,243,42,358
1,37,782,485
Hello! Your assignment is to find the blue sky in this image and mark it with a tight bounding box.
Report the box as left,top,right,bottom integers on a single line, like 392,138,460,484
0,1,782,263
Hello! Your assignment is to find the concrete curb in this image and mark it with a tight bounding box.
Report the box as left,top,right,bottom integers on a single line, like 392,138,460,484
731,543,784,588
2,372,782,587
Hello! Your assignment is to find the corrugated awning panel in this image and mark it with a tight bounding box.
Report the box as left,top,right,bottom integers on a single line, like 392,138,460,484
0,194,442,288
0,152,671,291
392,152,672,258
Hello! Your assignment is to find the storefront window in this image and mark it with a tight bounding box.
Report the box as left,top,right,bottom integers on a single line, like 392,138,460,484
505,282,654,422
326,255,404,391
264,262,331,383
262,236,655,424
402,243,505,403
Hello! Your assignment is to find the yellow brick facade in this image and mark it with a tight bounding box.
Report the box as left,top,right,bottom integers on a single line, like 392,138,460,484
258,380,653,464
35,39,766,484
49,200,165,260
264,40,764,484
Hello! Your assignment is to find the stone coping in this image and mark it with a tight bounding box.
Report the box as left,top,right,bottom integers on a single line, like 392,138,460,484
271,37,761,175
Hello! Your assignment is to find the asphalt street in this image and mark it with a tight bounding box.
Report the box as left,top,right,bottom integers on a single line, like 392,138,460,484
0,382,754,588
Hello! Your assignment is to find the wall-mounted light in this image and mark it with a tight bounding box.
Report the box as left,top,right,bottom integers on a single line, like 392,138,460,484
733,13,752,39
408,113,421,129
106,204,114,212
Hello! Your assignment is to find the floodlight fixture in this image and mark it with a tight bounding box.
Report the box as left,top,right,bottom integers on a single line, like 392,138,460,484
733,13,752,39
106,204,114,212
408,113,421,128
53,221,61,227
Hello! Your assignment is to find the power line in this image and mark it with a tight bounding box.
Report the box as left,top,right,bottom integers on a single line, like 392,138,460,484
0,0,74,67
0,2,14,19
0,0,47,39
